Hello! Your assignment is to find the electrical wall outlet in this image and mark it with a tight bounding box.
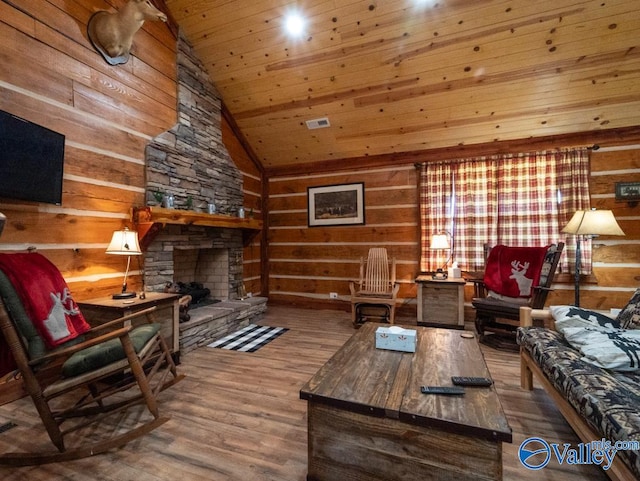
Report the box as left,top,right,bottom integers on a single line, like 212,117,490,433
329,292,338,299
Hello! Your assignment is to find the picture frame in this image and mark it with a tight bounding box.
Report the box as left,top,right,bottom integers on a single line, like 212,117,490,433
307,182,365,227
615,181,640,201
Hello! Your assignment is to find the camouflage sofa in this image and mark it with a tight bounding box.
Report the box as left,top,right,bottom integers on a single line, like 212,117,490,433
518,300,640,481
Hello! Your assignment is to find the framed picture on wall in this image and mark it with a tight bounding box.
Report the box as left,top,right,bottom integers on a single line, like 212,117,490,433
615,181,640,201
307,182,365,227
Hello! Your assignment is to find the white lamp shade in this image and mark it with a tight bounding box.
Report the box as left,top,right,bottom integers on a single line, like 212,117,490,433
430,233,450,250
562,209,625,236
0,212,5,237
106,228,142,255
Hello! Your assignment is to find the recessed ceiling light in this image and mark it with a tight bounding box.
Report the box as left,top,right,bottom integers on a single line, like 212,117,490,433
413,0,437,8
284,12,306,37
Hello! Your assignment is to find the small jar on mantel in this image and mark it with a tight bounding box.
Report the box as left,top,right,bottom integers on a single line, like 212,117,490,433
162,193,175,209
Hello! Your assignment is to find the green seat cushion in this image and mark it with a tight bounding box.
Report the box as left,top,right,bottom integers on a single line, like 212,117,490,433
62,323,161,378
0,270,47,360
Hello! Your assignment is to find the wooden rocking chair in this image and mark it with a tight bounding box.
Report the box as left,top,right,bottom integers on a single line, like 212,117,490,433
0,252,183,465
350,247,399,327
471,243,564,346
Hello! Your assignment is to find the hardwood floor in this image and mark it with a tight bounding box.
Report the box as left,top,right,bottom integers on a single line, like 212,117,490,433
0,306,608,480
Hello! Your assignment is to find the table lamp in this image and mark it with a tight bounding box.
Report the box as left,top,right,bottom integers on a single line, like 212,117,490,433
0,212,5,237
106,227,142,299
430,232,452,279
562,209,624,307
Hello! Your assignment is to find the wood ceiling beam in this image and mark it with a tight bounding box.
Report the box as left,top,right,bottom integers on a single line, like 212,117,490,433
232,77,420,120
263,125,640,178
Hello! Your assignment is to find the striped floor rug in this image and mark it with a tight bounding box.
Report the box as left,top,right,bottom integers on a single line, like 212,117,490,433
207,324,289,352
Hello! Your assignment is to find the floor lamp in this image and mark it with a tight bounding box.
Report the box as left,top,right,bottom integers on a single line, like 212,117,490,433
561,209,624,307
106,227,142,299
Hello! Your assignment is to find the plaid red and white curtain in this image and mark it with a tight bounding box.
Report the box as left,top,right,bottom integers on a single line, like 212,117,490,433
419,148,590,273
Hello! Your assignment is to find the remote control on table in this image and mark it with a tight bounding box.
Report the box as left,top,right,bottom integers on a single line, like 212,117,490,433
420,386,465,395
451,376,493,387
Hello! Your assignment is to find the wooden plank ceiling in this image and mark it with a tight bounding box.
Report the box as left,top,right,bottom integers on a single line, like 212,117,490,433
163,0,640,172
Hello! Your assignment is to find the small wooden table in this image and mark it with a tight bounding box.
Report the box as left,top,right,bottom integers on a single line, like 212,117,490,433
416,275,466,328
300,323,512,481
78,292,180,359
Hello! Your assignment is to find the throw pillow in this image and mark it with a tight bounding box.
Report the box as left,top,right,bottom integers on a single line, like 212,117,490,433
562,327,640,371
616,288,640,329
550,305,620,332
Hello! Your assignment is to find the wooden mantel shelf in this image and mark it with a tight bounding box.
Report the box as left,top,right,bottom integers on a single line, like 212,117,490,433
132,206,262,247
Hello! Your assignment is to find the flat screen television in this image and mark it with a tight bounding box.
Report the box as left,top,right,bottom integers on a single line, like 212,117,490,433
0,109,65,205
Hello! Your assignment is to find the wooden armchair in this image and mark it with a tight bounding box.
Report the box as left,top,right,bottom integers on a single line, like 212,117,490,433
0,253,183,465
471,243,564,345
350,247,399,327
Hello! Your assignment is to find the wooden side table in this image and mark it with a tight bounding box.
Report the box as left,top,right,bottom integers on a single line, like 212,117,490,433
78,292,180,359
415,276,466,328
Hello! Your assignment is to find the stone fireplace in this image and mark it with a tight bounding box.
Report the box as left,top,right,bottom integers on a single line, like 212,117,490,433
173,247,229,301
143,29,245,297
143,223,243,299
137,33,266,354
141,223,265,354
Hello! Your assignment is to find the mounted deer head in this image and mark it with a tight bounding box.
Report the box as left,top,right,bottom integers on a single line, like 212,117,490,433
87,0,167,65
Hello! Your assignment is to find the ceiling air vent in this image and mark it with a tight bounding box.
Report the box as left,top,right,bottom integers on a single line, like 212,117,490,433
305,117,331,130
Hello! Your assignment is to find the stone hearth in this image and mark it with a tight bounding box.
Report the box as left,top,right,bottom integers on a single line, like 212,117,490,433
179,297,267,354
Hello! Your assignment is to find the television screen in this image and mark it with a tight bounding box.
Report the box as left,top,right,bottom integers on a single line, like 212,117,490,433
0,110,65,205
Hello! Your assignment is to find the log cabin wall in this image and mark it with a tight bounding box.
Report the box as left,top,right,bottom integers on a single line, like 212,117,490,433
0,1,262,301
581,145,640,310
0,1,636,316
268,166,419,314
267,140,640,318
0,0,178,301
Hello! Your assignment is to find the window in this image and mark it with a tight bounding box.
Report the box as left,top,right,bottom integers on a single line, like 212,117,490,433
419,148,590,274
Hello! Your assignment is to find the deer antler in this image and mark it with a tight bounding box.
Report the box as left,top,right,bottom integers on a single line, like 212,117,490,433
59,288,80,316
511,260,530,272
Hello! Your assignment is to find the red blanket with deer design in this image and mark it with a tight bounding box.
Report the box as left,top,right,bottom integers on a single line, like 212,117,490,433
483,245,550,298
0,253,91,377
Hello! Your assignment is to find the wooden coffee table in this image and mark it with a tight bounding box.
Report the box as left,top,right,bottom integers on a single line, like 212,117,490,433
299,323,512,481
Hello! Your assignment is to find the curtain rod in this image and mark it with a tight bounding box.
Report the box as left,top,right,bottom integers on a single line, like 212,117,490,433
414,146,592,168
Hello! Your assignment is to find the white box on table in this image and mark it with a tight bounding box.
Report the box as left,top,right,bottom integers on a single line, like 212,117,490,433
375,326,416,353
447,267,462,278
